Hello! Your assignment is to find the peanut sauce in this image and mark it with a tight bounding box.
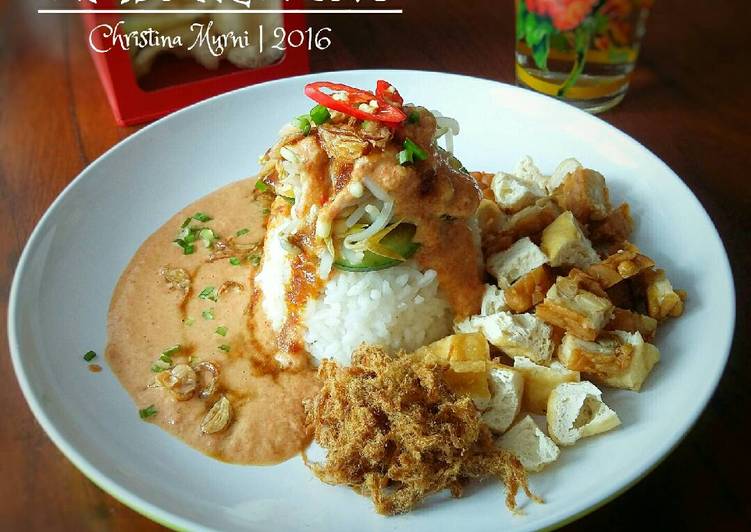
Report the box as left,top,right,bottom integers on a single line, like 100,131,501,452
106,179,319,465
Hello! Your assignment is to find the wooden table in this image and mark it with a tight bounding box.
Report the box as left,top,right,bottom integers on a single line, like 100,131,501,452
1,0,749,529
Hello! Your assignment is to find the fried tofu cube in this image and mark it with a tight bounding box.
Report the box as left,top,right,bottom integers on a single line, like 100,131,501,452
470,312,554,364
513,357,580,414
590,203,633,244
541,211,601,269
557,331,635,376
498,415,560,472
481,283,509,316
606,308,658,340
640,268,685,320
491,171,546,213
486,237,549,286
514,156,549,190
536,274,614,341
598,335,660,391
414,333,490,400
552,167,611,223
547,381,620,446
477,364,525,433
476,198,507,235
547,157,583,194
588,242,655,288
558,331,660,391
503,197,562,240
504,265,555,313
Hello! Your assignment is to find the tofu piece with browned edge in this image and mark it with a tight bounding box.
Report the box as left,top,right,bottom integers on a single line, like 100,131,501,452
541,211,600,269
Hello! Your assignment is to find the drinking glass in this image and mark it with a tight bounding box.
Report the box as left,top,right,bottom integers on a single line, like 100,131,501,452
515,0,654,113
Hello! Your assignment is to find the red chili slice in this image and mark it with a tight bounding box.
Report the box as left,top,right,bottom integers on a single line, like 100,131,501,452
304,82,407,124
376,80,404,106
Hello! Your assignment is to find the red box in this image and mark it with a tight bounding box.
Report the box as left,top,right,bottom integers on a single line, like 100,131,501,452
81,1,310,126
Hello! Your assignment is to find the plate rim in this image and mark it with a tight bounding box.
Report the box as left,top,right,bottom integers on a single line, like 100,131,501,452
7,68,737,531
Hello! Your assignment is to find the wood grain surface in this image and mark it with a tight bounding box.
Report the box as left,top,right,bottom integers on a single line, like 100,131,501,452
1,0,749,529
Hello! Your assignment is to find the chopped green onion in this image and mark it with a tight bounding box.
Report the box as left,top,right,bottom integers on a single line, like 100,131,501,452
398,149,414,166
188,355,197,365
229,257,242,266
310,104,331,125
151,359,170,372
248,254,261,266
255,180,269,192
281,196,295,205
184,317,195,327
159,354,172,364
262,208,271,215
202,308,215,321
193,212,212,223
215,326,228,337
294,115,312,136
218,344,231,353
403,138,428,161
83,350,97,362
139,405,157,419
174,239,196,255
181,217,192,229
162,345,181,357
183,231,197,244
198,286,218,302
198,228,217,248
408,110,420,124
235,228,250,237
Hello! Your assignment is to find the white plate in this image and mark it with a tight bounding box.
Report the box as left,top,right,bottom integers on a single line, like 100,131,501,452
8,70,735,531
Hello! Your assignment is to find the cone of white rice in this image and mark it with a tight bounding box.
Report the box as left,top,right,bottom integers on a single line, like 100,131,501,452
253,81,485,367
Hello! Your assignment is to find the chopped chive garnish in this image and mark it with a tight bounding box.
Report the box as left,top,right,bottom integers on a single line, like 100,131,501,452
403,138,428,161
183,231,197,244
310,104,331,125
162,345,181,357
181,217,192,228
229,257,242,266
198,228,217,248
184,317,195,327
193,212,212,223
215,326,228,337
83,350,97,362
151,359,170,372
236,228,250,237
398,149,413,166
174,239,196,255
262,208,271,215
202,308,215,320
159,354,172,364
218,344,231,353
248,254,261,266
198,286,218,302
294,115,312,136
139,405,157,419
255,180,269,192
408,110,420,124
281,196,295,205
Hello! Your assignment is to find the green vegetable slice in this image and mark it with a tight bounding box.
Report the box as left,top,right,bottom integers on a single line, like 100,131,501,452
139,405,157,419
334,223,420,272
310,104,331,125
